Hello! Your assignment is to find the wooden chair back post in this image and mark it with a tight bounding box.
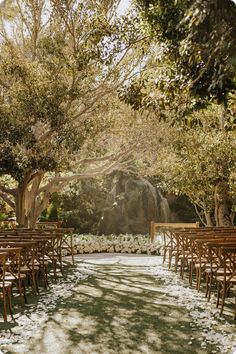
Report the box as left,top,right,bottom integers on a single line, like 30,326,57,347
0,252,9,321
218,246,236,317
150,221,155,243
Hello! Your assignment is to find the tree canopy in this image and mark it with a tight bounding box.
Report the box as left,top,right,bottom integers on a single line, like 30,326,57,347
123,0,236,226
0,0,144,226
135,0,236,104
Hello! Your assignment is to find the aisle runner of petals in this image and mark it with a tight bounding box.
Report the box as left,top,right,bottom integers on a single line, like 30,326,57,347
150,264,236,354
0,263,94,353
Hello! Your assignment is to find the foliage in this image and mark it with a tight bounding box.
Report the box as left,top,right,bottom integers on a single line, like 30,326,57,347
138,104,236,225
60,177,112,233
0,1,140,181
134,0,236,105
169,195,198,223
0,212,7,221
0,0,144,226
118,1,236,226
119,0,236,131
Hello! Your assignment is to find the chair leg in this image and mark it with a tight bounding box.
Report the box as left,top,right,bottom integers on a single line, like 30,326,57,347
180,258,184,278
220,283,227,316
53,259,57,279
71,246,75,265
234,288,236,320
18,279,25,306
2,288,8,321
195,268,199,290
197,269,201,291
180,259,185,279
41,265,48,288
60,261,64,276
175,253,179,272
45,265,49,286
7,287,13,316
23,281,27,304
35,271,40,293
162,248,166,264
216,282,221,308
207,274,214,301
189,262,193,286
205,272,209,297
31,271,39,294
168,250,172,269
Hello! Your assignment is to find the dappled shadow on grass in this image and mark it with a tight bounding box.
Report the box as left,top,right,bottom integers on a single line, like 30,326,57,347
24,262,218,354
0,261,78,332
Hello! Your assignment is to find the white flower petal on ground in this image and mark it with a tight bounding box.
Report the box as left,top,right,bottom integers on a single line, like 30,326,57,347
0,264,93,352
150,262,236,354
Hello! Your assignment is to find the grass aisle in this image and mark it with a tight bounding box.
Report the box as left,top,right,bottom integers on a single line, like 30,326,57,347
3,254,236,354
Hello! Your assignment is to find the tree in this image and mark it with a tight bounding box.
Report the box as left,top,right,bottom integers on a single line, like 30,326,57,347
59,176,111,233
134,0,236,104
0,0,143,227
122,0,236,122
138,104,236,226
123,0,236,225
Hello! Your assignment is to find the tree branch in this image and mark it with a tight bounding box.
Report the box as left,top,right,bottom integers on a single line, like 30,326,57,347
188,48,218,90
0,184,16,196
38,151,132,194
193,203,206,226
0,191,15,209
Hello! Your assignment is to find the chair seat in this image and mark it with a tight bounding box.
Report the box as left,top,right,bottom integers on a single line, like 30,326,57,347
195,263,207,268
40,260,49,266
0,281,12,288
213,268,232,275
204,263,213,268
204,267,218,273
42,255,50,260
5,273,27,280
184,255,193,260
216,275,236,283
178,253,190,259
20,265,40,272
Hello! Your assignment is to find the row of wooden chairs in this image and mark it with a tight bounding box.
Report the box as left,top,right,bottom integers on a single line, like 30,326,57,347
159,226,236,319
0,227,74,321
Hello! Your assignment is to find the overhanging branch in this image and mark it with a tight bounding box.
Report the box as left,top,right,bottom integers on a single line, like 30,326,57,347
0,184,16,196
0,191,15,209
38,151,133,194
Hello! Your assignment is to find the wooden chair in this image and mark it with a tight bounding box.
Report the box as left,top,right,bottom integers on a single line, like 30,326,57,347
0,251,13,321
0,247,27,305
3,232,63,279
0,237,50,288
59,228,75,264
215,246,236,319
32,227,75,264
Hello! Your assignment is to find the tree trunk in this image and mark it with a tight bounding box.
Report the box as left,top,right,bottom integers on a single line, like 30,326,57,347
15,183,31,228
204,211,214,227
214,181,233,226
15,172,44,228
193,200,214,227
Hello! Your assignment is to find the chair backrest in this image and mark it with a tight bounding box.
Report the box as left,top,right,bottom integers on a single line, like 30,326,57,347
35,221,62,229
150,222,200,242
0,252,9,285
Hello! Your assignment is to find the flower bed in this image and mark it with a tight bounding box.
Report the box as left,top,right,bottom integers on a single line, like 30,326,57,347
70,234,161,255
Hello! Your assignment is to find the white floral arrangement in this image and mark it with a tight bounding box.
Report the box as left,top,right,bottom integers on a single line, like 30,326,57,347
65,234,161,256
